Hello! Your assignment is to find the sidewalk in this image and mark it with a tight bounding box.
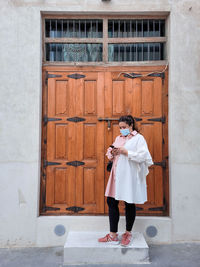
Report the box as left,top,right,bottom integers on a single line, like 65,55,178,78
0,243,200,267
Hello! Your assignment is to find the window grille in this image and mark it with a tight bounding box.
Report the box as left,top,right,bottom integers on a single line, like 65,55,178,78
43,17,166,64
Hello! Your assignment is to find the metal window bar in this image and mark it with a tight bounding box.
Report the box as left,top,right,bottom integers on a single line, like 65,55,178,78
136,20,138,37
96,20,98,38
141,20,143,37
55,20,57,38
159,20,161,37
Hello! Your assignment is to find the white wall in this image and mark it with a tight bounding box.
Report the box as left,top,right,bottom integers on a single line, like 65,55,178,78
0,0,200,247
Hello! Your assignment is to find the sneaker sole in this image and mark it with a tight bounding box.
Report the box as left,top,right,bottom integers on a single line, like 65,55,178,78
98,240,120,245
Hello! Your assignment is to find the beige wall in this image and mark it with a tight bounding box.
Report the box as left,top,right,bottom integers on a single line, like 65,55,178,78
0,0,200,247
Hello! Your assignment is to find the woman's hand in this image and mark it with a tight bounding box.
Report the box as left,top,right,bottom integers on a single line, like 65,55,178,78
112,147,128,156
118,147,128,156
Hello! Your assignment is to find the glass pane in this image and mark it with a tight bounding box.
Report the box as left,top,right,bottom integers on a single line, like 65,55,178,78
108,43,164,62
46,43,103,62
45,19,103,38
108,19,165,38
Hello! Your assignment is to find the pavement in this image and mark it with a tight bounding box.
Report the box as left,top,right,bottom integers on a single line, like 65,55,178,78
0,243,200,267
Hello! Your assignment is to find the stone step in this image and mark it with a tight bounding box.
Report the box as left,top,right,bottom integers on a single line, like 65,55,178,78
64,231,150,265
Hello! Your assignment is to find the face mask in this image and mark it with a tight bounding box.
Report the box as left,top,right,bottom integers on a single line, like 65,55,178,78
120,128,130,136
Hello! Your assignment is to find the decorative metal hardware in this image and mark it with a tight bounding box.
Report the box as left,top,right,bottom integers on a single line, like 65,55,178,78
66,161,85,167
67,117,86,123
42,172,46,180
43,160,61,168
43,116,62,125
43,206,60,211
67,73,86,79
134,117,142,122
148,206,165,211
98,117,119,130
154,161,166,168
66,206,85,213
45,73,62,84
147,116,166,123
136,206,143,211
124,72,165,80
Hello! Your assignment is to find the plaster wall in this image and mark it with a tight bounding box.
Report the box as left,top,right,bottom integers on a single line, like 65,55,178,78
0,0,200,247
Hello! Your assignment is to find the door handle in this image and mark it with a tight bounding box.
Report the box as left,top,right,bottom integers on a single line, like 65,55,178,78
98,117,119,130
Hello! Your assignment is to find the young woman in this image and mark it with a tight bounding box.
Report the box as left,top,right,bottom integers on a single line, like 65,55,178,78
98,115,153,246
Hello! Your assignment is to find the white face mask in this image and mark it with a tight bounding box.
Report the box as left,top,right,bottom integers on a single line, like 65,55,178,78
120,128,130,136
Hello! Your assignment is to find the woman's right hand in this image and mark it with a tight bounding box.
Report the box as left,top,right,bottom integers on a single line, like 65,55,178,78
111,147,119,156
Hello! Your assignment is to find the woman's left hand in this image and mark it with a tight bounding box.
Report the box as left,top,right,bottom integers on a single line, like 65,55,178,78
117,147,128,156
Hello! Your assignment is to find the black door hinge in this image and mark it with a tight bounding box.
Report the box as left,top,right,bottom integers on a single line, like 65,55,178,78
45,73,62,85
134,117,143,122
67,117,86,123
148,206,165,211
147,116,166,123
124,72,165,80
43,116,62,125
67,73,86,79
66,161,85,167
66,206,85,213
43,206,60,211
154,160,167,168
136,206,144,211
43,160,61,168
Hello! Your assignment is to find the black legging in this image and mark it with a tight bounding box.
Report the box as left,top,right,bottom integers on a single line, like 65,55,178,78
107,196,136,233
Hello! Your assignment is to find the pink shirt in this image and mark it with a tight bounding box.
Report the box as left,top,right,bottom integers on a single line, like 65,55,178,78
105,130,138,198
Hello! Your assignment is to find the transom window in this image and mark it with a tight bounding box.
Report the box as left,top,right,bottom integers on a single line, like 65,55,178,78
43,16,167,64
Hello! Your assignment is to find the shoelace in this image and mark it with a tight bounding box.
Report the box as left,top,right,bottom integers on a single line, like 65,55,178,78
123,232,131,240
107,234,117,241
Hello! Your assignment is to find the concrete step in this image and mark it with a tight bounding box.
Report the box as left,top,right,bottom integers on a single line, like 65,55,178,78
64,231,150,265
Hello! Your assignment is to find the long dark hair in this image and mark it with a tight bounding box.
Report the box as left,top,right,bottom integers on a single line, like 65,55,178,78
118,115,139,132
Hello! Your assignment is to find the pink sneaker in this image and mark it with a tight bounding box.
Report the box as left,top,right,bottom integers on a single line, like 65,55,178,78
120,232,132,246
98,233,119,244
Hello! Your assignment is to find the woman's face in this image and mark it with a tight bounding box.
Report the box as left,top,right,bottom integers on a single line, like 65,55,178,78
119,121,132,131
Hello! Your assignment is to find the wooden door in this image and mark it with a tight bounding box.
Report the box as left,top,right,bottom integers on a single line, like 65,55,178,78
104,70,168,215
41,66,168,216
41,71,105,214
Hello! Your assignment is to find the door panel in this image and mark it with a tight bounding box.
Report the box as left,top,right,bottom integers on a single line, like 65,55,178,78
104,72,165,214
44,71,105,214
